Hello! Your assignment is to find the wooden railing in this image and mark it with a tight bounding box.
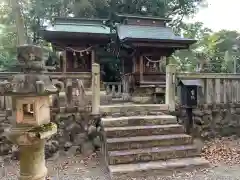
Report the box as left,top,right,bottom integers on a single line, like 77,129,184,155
177,73,240,104
165,64,240,111
104,82,123,98
0,72,91,80
122,73,134,100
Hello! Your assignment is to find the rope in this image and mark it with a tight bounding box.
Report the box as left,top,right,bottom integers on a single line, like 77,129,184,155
144,56,165,63
66,46,92,54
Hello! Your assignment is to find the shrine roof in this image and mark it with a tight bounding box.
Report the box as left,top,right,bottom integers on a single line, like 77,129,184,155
115,13,171,22
40,17,112,42
117,24,196,44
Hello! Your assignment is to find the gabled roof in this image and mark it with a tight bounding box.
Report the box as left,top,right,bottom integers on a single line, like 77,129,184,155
40,15,196,50
46,17,111,34
40,17,112,42
115,13,171,22
117,24,196,46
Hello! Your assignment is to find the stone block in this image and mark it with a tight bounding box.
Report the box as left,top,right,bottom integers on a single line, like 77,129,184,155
105,124,184,138
109,157,209,179
102,115,177,128
106,134,193,151
108,145,199,165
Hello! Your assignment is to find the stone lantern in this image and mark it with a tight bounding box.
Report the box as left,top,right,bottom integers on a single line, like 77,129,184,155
1,45,58,180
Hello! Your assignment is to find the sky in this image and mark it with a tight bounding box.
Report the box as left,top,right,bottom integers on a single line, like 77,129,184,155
187,0,240,32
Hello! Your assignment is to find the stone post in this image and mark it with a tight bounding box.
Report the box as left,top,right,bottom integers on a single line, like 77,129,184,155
19,140,47,180
122,75,130,101
92,63,100,115
165,64,177,112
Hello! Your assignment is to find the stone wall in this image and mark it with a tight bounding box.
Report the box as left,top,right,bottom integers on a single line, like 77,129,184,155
0,111,102,160
177,104,240,139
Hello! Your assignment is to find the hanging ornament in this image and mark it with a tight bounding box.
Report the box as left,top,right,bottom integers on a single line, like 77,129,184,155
80,52,83,57
86,51,90,55
73,51,76,56
146,61,150,67
74,55,78,68
153,62,157,69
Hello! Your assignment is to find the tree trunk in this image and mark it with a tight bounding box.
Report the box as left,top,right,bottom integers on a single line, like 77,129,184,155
11,0,26,45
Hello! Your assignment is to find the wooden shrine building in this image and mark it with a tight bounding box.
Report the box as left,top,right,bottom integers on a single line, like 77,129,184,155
40,15,196,103
40,17,113,87
114,14,196,102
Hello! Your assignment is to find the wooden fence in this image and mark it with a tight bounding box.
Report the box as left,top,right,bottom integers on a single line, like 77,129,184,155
0,72,91,80
165,64,240,111
2,64,240,113
177,73,240,104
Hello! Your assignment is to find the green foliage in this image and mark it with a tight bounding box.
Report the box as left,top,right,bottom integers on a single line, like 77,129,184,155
0,0,240,75
73,0,206,23
172,21,240,73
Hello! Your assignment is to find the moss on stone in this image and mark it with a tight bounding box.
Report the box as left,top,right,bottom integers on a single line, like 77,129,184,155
28,122,57,133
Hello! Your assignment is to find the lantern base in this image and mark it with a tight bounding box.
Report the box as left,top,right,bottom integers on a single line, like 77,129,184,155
18,140,47,180
5,123,57,180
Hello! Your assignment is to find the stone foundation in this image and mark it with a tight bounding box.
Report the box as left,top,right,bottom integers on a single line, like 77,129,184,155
131,87,154,104
177,104,240,139
0,111,102,160
85,91,112,105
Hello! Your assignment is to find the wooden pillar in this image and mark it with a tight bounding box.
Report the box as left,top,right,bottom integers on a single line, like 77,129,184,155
132,57,136,73
0,96,4,110
140,55,143,82
232,80,237,104
91,49,95,64
122,58,125,76
237,80,240,103
62,50,67,74
66,78,73,106
206,79,213,104
223,79,228,104
122,75,130,100
121,58,125,95
215,79,221,104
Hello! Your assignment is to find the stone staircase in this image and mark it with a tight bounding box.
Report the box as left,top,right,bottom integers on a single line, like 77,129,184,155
100,105,209,179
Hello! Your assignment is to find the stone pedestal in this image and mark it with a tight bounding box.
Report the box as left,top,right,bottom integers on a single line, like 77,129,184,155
131,96,152,104
131,87,154,104
6,124,57,180
19,140,47,180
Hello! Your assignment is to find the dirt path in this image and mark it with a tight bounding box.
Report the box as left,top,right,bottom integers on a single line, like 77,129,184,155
1,137,240,180
1,153,240,180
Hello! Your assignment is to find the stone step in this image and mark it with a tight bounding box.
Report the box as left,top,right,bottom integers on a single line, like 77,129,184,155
108,145,199,165
0,112,6,117
109,157,209,179
106,134,192,151
102,115,176,127
100,104,169,116
104,124,184,138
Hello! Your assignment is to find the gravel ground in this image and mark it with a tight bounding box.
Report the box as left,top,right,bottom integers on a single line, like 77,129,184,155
1,138,240,180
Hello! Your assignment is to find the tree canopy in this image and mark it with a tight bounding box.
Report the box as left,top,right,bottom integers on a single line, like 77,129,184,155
0,0,240,75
